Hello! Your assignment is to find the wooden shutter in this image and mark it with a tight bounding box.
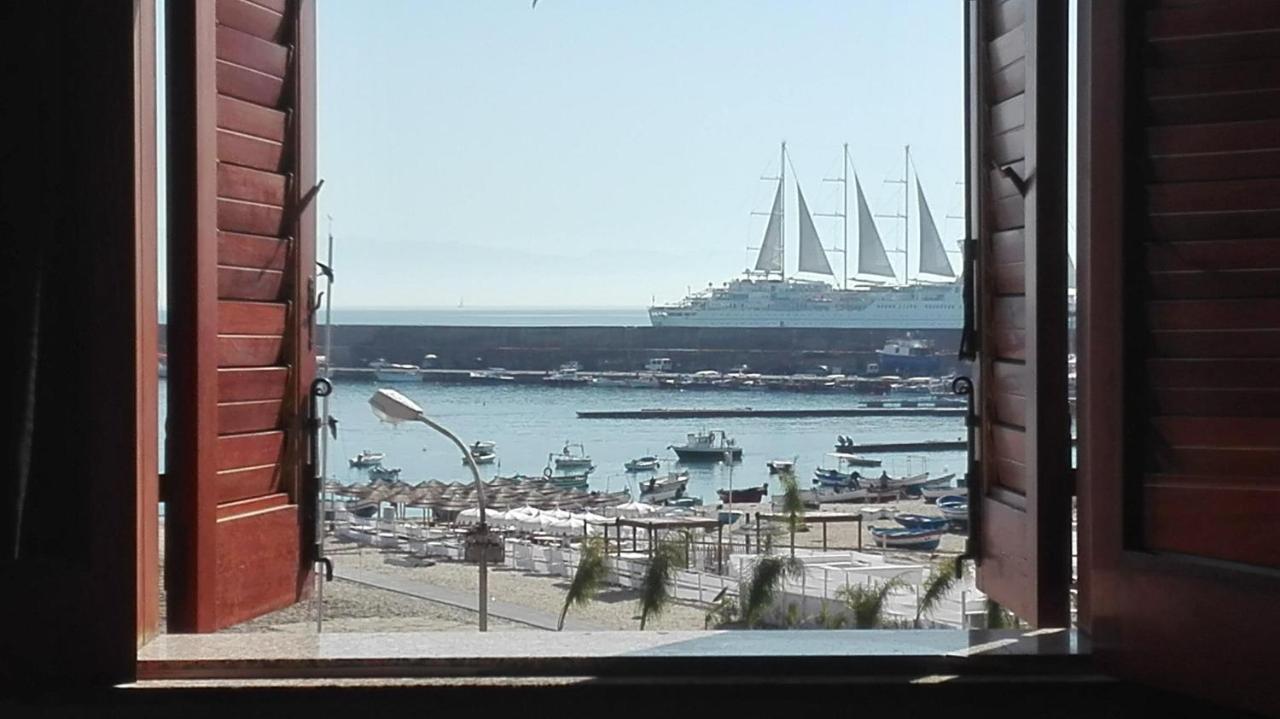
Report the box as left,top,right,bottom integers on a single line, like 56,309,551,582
966,0,1071,627
1081,1,1280,713
166,0,317,632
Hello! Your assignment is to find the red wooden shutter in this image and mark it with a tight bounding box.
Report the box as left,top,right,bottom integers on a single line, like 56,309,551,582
966,0,1071,627
1081,1,1280,713
166,0,317,632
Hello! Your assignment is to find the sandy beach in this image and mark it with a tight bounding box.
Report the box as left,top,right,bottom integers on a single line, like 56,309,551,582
208,497,961,634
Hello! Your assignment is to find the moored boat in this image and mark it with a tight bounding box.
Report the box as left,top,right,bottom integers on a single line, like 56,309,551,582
468,440,497,465
717,483,768,504
638,472,690,504
550,442,593,471
367,466,401,481
670,430,743,462
349,449,384,468
767,458,796,474
624,455,661,472
832,437,883,467
870,525,945,550
894,513,949,531
921,484,967,503
937,496,968,525
370,358,421,383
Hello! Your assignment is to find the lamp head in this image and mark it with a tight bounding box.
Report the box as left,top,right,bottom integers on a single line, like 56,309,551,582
369,388,425,424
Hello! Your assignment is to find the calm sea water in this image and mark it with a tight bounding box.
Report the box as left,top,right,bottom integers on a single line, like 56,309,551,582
159,378,967,503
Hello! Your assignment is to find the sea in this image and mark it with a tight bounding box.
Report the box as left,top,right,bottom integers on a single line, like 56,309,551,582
159,307,654,328
159,377,968,505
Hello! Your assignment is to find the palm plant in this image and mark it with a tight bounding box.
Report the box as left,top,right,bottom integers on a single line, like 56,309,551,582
914,558,964,628
739,555,803,628
777,470,805,558
985,599,1019,629
838,577,907,629
558,538,608,631
637,539,683,630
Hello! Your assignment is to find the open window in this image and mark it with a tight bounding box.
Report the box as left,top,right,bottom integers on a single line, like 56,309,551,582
164,0,318,632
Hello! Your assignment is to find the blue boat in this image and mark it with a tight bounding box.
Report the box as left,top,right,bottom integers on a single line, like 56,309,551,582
812,467,860,487
870,526,945,550
894,514,949,531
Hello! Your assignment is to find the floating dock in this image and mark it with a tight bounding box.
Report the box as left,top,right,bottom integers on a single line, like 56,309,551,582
575,407,967,419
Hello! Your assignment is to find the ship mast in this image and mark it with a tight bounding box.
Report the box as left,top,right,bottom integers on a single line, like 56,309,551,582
877,144,911,286
819,143,851,290
780,140,786,281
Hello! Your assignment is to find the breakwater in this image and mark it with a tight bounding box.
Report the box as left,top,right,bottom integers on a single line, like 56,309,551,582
323,325,963,375
576,407,967,419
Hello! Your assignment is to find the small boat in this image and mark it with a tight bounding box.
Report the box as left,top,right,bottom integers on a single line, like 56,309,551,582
638,472,690,504
894,513,949,531
545,472,591,491
468,440,497,465
345,499,380,519
624,455,661,472
937,496,969,524
871,526,945,550
468,368,516,383
810,483,898,504
922,484,968,503
717,483,768,504
863,471,933,492
767,458,796,474
832,438,882,466
543,363,594,386
550,442,594,470
667,496,703,509
367,466,402,481
670,430,743,462
813,467,861,487
349,449,385,468
370,358,421,383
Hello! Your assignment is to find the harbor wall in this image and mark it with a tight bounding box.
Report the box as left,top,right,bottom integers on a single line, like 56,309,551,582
322,325,965,375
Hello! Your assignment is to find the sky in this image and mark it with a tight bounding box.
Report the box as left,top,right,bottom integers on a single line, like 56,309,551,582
313,0,971,309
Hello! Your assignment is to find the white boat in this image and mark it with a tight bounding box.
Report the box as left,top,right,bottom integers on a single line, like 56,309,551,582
550,442,593,470
862,471,933,492
922,485,967,503
624,455,661,472
469,368,516,383
468,440,497,466
938,496,968,523
349,449,384,468
670,430,743,462
810,483,899,504
370,358,421,383
638,472,689,504
767,458,796,474
543,363,593,386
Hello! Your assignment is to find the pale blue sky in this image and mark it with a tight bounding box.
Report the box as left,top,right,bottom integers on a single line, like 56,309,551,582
315,0,970,308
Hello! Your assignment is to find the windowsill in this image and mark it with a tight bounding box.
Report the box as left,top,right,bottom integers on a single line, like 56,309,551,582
137,629,1090,682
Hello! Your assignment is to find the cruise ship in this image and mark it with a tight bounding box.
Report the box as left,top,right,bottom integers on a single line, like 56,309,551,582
650,144,963,329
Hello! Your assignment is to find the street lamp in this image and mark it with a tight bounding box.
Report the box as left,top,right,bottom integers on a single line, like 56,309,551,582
368,388,490,631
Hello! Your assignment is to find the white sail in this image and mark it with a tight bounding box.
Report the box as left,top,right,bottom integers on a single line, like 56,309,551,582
916,180,955,278
796,183,834,275
855,177,896,280
753,179,784,273
1068,253,1077,290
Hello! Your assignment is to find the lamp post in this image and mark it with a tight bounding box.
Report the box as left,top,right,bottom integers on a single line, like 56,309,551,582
369,388,490,631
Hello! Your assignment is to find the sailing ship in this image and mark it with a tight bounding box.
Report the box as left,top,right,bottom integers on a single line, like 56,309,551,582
649,143,963,329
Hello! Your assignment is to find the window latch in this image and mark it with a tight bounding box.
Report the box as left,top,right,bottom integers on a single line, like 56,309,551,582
990,160,1029,196
952,375,981,568
958,237,978,362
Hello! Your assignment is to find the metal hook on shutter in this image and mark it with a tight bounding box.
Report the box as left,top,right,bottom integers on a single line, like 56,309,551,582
990,160,1029,196
951,375,981,573
958,237,978,362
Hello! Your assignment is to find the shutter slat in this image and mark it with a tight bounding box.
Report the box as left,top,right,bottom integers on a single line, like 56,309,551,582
1149,359,1280,388
991,61,1026,104
217,335,283,367
216,493,289,520
217,197,284,235
216,61,285,107
218,300,286,335
217,266,284,301
1149,388,1280,417
1150,148,1280,183
217,129,284,172
216,0,285,43
217,164,287,206
217,95,287,142
215,464,281,504
1149,330,1280,358
218,232,288,270
1148,298,1280,330
1147,2,1280,40
216,431,284,471
1144,484,1280,568
216,367,287,401
1148,29,1280,68
217,399,284,435
1148,118,1280,155
215,25,288,78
